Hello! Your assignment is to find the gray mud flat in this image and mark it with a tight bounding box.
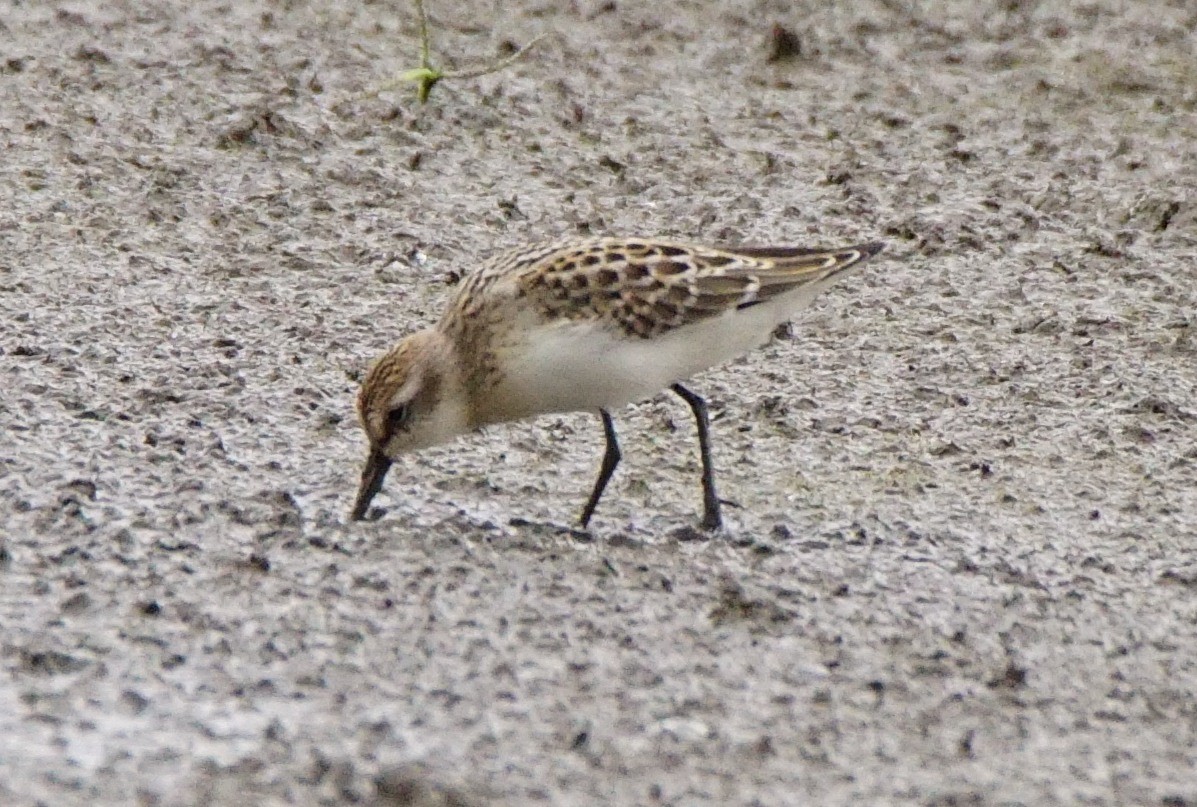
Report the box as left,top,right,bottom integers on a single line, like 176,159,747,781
2,1,1196,805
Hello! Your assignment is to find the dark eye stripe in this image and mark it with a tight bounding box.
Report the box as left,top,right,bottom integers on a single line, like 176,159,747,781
385,404,411,437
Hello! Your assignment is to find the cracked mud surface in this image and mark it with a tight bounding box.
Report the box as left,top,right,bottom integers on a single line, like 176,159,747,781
2,1,1196,805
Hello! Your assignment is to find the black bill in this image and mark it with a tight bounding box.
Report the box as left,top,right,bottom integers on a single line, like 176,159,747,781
350,447,393,521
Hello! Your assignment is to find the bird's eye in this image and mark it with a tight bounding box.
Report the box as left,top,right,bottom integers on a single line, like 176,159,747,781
386,404,411,434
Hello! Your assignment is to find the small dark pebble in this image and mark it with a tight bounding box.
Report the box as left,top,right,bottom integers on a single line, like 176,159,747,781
766,23,802,62
606,532,639,548
119,690,150,715
61,592,90,613
598,154,625,174
374,762,478,806
21,649,88,675
670,525,709,543
989,662,1029,690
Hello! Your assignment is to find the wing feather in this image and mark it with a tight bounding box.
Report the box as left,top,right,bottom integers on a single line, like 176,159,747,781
515,238,884,339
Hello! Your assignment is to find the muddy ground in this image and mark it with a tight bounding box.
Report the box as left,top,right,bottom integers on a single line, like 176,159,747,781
2,1,1196,805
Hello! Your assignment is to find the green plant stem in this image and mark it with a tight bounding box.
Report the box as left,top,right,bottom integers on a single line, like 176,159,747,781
353,1,551,105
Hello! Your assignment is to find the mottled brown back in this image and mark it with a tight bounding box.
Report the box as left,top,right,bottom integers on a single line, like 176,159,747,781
507,237,884,339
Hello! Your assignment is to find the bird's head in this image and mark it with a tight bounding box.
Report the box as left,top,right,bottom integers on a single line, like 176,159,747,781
350,329,467,520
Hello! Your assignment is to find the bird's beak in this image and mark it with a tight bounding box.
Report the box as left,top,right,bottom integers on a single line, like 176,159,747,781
350,446,393,521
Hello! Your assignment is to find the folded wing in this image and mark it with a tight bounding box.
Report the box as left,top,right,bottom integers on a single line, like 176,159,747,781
517,238,885,339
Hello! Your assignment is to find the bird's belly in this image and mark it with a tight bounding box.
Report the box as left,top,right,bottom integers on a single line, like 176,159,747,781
488,296,809,420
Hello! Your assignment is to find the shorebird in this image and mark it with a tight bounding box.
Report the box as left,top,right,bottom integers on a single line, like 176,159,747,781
351,236,884,530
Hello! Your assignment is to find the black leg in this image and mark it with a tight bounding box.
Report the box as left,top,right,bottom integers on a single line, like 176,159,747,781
671,383,723,531
579,409,622,528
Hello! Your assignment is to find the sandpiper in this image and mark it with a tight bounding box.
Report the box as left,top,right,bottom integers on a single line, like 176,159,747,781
352,236,884,530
